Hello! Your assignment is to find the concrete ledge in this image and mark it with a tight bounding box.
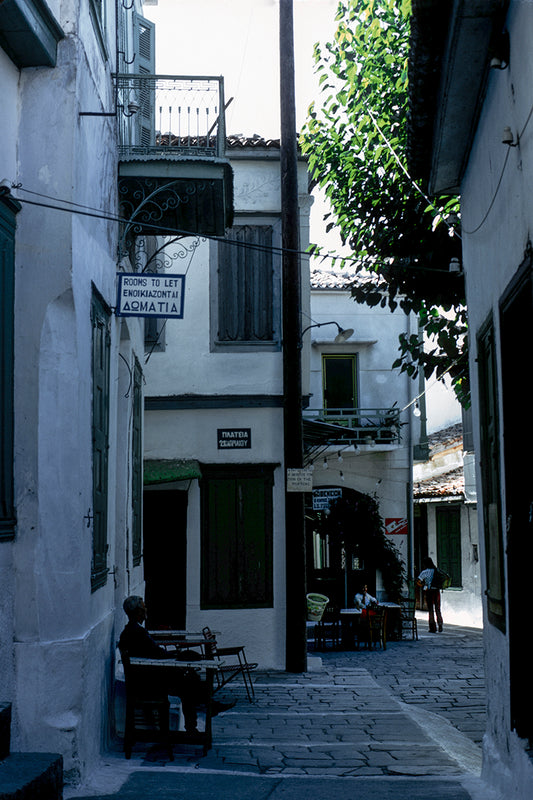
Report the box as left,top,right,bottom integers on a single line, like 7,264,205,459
0,752,63,800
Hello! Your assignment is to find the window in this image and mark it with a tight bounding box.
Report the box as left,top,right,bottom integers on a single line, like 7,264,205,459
131,358,143,567
0,195,20,541
201,465,274,608
477,317,505,631
322,354,357,412
91,291,111,590
213,224,281,349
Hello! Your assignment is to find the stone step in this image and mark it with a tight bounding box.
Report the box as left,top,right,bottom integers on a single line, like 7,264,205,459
0,752,63,800
0,705,10,762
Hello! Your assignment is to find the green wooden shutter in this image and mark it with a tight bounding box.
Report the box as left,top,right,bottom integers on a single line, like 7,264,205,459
218,226,274,342
0,196,20,540
477,318,505,631
133,13,155,147
132,358,143,566
201,466,274,608
91,293,111,590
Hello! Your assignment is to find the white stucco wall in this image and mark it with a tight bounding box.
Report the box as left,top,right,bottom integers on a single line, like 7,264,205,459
3,0,146,785
307,284,416,592
457,2,533,795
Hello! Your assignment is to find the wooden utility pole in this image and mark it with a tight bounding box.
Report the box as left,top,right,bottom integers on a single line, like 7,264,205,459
279,0,307,673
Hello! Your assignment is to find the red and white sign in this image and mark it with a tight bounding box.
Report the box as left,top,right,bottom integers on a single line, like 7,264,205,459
385,517,408,536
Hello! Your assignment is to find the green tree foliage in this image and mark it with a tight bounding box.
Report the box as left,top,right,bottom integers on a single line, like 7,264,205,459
316,493,405,601
301,0,469,406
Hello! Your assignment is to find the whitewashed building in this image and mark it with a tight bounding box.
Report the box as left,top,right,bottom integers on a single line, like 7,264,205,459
0,0,232,786
143,136,311,670
303,267,419,605
409,0,533,794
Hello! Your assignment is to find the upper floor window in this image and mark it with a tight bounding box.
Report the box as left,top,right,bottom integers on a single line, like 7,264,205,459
212,223,281,351
322,354,357,412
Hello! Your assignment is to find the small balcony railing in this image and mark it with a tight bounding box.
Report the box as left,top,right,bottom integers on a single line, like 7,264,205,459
304,407,401,446
116,74,227,161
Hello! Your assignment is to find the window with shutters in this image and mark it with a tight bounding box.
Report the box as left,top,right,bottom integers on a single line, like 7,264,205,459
89,0,107,57
212,223,281,351
0,195,20,541
477,317,505,632
91,291,111,591
200,465,274,608
131,358,143,567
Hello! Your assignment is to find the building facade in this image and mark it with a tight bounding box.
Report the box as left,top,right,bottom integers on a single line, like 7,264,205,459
143,137,310,669
0,0,231,785
409,0,533,794
303,267,419,605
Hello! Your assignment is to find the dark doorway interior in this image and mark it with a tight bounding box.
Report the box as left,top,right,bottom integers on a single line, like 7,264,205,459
143,488,188,630
500,263,533,744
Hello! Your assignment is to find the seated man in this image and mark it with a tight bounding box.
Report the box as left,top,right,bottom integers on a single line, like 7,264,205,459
119,595,234,734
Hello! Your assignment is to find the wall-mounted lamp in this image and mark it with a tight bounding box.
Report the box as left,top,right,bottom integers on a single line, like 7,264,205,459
490,31,509,70
449,257,462,273
300,320,354,348
502,126,519,147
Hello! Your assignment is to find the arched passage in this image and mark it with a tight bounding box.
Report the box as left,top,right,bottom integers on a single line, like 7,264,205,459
306,486,404,608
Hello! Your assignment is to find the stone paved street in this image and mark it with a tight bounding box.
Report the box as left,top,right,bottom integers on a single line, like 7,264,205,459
67,622,494,799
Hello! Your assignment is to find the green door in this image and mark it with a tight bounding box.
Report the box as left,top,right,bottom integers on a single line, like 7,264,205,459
436,505,461,588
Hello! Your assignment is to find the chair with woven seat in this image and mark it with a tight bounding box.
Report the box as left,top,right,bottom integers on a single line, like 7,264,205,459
367,606,387,650
202,627,258,702
314,606,342,650
119,647,174,760
399,597,418,641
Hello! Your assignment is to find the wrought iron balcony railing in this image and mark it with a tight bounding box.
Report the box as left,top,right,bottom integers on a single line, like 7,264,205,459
303,407,401,446
116,74,227,161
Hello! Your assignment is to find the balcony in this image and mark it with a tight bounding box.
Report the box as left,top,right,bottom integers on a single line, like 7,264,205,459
303,407,401,456
117,74,233,243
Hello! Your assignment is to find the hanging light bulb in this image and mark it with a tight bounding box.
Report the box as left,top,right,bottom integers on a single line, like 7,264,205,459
337,451,343,463
323,457,328,469
413,402,421,417
340,471,345,481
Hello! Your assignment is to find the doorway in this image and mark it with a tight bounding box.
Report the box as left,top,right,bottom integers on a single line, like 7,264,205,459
500,261,533,744
142,488,188,630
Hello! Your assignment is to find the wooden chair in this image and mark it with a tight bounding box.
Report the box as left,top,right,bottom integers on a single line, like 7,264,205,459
314,606,342,650
399,597,418,641
202,627,258,702
367,606,387,650
119,647,173,761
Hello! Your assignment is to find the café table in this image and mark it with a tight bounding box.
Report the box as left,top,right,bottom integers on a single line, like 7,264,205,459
340,608,362,649
126,656,222,755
